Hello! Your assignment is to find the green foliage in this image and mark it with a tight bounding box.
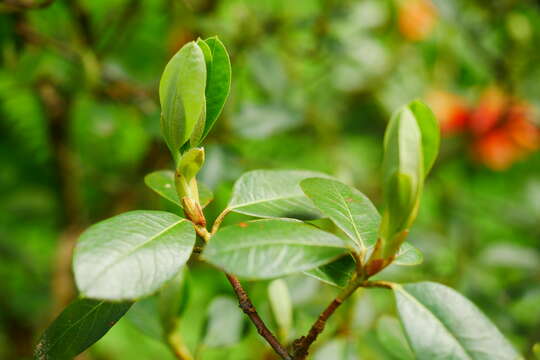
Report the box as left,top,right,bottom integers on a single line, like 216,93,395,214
3,2,537,358
394,282,520,360
301,177,380,253
227,169,330,219
159,42,207,157
34,299,131,360
73,211,195,300
203,219,347,279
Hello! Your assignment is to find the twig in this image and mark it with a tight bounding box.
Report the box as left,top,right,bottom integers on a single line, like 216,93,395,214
225,274,292,360
185,196,291,360
292,280,394,359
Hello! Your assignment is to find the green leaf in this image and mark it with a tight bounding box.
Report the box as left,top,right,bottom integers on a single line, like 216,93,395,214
268,279,293,341
304,255,356,288
380,105,424,256
144,170,213,208
306,242,421,288
394,282,520,360
125,297,163,341
408,100,440,176
34,299,131,360
199,36,231,143
158,267,190,335
301,177,380,252
203,296,244,348
393,242,423,266
227,170,331,220
203,219,347,279
376,315,414,360
159,41,206,155
74,211,195,300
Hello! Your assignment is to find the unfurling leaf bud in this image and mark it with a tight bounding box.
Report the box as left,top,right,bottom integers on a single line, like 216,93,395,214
159,41,207,160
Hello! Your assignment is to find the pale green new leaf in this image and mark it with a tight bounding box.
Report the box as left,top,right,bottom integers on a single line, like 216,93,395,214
380,106,423,255
144,170,213,208
409,100,440,176
159,42,206,154
394,282,520,360
268,279,293,341
203,296,244,348
203,219,347,279
376,315,414,360
393,242,423,266
227,170,331,219
34,299,131,360
199,36,231,143
301,177,380,251
74,211,195,300
158,267,190,334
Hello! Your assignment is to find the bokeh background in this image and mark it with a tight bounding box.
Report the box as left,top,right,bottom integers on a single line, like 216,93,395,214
1,0,539,359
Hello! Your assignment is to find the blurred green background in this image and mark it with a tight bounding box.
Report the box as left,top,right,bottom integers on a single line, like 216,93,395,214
1,0,539,359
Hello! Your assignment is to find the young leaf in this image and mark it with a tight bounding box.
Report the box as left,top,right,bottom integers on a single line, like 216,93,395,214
159,41,206,155
380,105,424,257
203,296,245,348
408,100,440,176
158,267,190,335
202,219,347,279
227,170,331,220
393,242,423,266
34,299,131,360
199,36,231,143
125,297,163,341
74,211,195,300
268,279,293,341
376,315,414,360
144,170,213,208
301,177,380,252
394,282,520,360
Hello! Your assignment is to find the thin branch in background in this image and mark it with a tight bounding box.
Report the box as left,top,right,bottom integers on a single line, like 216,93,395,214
0,0,54,12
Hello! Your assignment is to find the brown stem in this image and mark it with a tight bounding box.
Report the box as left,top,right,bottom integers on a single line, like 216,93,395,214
185,196,291,359
225,274,292,360
292,280,394,359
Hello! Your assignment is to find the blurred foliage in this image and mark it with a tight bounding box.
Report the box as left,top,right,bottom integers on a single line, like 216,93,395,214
0,0,539,359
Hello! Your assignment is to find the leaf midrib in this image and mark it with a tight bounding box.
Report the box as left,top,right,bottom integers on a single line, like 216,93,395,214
44,301,104,354
80,219,188,293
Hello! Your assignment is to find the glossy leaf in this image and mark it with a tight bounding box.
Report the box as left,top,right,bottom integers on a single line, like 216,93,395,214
380,105,424,256
301,177,380,251
228,169,331,219
199,36,231,142
203,296,244,348
159,41,206,155
268,279,293,341
376,315,414,360
409,100,440,176
74,211,195,300
394,282,520,360
34,299,131,360
203,219,347,279
144,170,213,208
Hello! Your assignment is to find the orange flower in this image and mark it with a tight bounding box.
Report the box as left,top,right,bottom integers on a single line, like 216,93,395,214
426,90,470,134
398,0,438,41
